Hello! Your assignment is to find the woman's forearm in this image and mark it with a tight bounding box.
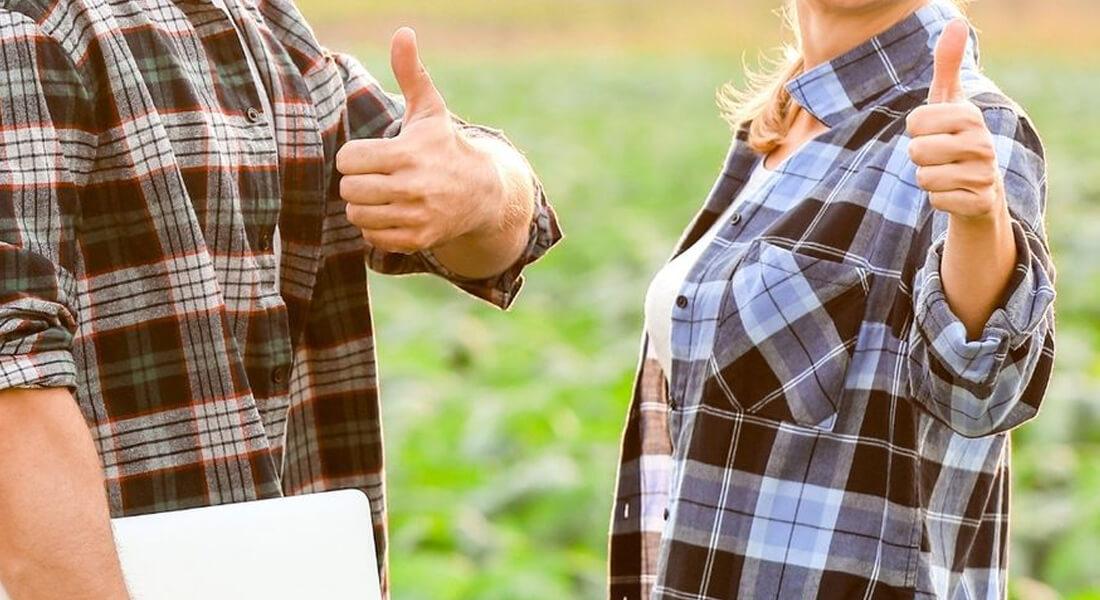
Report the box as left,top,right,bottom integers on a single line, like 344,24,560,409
0,388,130,600
940,208,1018,340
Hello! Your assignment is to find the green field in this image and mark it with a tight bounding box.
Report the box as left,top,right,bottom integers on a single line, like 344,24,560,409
297,2,1100,598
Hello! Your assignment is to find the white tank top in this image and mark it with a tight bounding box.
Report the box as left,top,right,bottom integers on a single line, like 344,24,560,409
643,161,776,376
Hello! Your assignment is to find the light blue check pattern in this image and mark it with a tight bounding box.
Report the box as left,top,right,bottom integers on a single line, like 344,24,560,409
608,2,1056,599
745,478,846,571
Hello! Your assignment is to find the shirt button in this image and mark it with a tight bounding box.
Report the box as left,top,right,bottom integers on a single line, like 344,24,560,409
271,366,288,385
663,508,670,521
675,295,689,309
730,212,743,226
258,231,273,252
246,106,263,123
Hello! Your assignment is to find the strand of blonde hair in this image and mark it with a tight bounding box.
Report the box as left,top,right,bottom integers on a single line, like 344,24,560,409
720,0,972,155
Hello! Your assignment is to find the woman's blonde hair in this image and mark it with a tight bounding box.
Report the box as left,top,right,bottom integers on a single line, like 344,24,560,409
720,0,971,154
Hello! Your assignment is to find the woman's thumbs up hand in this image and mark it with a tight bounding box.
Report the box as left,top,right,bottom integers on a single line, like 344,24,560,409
906,19,1006,221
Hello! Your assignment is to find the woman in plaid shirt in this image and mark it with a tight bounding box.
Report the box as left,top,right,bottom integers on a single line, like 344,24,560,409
613,0,1055,598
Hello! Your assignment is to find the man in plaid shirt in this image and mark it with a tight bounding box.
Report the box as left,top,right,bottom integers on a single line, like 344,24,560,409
0,0,560,596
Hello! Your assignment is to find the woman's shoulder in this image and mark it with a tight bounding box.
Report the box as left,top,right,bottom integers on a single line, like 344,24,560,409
961,72,1041,142
961,72,1019,109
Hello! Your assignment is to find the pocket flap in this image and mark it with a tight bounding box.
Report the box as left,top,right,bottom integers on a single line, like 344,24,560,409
705,240,869,430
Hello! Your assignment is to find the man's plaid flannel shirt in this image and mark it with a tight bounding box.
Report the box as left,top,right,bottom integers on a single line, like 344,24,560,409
0,0,560,593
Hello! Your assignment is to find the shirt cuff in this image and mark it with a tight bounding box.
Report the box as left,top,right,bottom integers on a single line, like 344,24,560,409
0,349,77,390
912,218,1055,392
418,176,559,310
0,303,78,391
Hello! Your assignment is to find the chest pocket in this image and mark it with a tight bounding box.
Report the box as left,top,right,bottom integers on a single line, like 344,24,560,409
702,239,869,431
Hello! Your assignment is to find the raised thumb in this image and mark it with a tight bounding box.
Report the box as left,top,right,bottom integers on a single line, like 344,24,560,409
929,19,970,104
390,27,447,122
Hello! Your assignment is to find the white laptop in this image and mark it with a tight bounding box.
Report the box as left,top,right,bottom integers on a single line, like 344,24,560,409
0,489,382,600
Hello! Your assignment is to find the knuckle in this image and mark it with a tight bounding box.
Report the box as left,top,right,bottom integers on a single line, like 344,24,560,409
409,205,432,226
970,139,995,161
966,162,996,187
345,204,365,227
915,167,931,189
402,180,429,201
905,111,923,133
388,179,412,199
983,165,1000,186
908,139,929,164
411,229,434,250
393,148,418,168
339,176,357,200
973,193,995,215
335,142,360,174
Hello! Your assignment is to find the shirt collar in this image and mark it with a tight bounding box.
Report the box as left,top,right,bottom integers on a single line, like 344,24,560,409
786,0,979,127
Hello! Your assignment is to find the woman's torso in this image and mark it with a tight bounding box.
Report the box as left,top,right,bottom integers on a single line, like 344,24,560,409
609,3,1053,599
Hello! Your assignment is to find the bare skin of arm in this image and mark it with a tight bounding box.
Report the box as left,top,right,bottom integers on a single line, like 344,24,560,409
0,388,130,600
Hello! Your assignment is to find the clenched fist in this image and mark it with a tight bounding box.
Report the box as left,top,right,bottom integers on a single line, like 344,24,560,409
336,28,506,255
906,19,1006,222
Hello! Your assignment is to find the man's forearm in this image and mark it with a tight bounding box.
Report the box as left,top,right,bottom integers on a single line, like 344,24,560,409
0,388,130,600
429,134,537,280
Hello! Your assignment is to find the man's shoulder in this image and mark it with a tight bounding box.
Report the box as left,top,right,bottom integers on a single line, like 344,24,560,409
0,0,67,27
0,1,93,49
0,0,110,85
0,1,80,66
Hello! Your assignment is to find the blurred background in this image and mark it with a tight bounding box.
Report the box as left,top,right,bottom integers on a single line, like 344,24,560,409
296,1,1100,598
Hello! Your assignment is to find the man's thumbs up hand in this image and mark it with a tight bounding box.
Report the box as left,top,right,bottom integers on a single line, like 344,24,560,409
906,19,1006,222
390,27,447,125
335,28,505,255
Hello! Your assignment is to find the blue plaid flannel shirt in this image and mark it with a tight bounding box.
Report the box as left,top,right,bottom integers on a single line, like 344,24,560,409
608,2,1056,598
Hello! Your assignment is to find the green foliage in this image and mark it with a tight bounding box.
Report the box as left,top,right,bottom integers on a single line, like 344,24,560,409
297,2,1100,597
366,53,733,600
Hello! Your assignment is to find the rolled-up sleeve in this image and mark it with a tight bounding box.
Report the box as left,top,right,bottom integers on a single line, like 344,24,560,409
907,105,1056,438
0,12,87,392
332,52,562,309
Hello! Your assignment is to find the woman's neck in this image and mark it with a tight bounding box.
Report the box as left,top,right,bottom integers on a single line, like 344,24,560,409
795,0,929,69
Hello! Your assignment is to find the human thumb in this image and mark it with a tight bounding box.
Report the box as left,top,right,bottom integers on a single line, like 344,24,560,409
390,27,447,123
928,19,970,104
